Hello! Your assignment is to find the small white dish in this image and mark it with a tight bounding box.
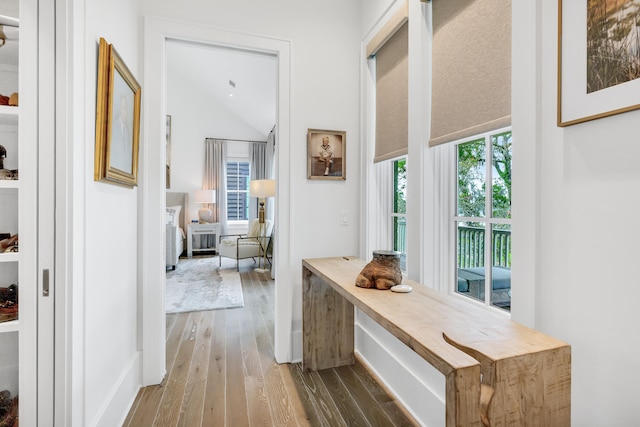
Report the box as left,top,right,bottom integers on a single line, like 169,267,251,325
390,284,412,293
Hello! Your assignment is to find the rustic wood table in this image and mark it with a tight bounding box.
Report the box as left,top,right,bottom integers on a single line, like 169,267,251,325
302,256,571,427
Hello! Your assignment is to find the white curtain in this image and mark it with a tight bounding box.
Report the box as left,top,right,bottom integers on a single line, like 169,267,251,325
249,128,276,221
204,138,228,241
250,142,267,221
431,143,455,293
265,128,276,222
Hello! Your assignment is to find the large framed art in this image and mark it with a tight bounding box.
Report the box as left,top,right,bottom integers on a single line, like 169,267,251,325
94,37,142,187
558,0,640,126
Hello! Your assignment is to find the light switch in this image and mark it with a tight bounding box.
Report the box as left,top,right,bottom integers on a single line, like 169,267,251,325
341,210,348,226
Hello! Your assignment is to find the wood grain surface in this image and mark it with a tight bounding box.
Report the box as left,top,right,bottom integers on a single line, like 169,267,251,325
123,260,417,426
302,256,571,427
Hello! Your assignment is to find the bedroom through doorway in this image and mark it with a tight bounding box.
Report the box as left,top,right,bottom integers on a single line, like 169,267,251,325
164,39,278,316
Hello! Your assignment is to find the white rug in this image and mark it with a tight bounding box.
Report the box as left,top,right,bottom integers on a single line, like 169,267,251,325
165,257,244,313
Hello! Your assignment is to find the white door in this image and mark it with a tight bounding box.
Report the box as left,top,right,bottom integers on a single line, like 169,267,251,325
16,0,55,424
36,0,55,423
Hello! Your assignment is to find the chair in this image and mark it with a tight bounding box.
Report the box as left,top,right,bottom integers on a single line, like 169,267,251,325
218,218,273,271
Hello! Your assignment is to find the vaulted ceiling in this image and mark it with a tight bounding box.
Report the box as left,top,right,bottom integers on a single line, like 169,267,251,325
166,39,277,141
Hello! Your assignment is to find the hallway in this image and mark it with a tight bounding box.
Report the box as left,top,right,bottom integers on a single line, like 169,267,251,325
123,263,417,426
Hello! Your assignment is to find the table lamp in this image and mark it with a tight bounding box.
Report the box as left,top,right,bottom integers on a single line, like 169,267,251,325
249,179,275,271
194,189,216,223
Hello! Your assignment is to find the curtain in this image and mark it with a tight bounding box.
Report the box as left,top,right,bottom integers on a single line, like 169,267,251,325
204,138,227,246
431,143,456,293
430,0,511,146
265,128,276,222
249,130,275,221
373,21,409,163
249,142,267,221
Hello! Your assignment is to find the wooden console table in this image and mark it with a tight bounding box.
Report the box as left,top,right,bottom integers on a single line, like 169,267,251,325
302,257,571,427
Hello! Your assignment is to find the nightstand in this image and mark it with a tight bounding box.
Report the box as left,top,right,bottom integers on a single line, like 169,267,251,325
187,222,220,258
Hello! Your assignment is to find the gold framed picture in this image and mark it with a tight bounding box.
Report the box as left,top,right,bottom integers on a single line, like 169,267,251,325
307,128,346,180
166,115,172,189
94,37,142,187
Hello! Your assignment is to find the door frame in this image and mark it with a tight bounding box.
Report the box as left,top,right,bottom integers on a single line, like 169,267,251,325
141,17,293,385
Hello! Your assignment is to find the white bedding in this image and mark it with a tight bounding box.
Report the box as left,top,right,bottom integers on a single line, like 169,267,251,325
175,226,185,256
166,192,189,270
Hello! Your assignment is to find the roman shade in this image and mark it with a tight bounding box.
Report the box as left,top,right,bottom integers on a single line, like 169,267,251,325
369,3,408,163
429,0,511,147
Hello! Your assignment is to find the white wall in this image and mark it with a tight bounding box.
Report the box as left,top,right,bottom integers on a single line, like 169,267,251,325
71,0,143,425
513,2,640,424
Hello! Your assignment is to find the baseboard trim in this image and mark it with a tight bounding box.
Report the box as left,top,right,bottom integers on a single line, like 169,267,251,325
355,316,446,426
291,328,302,363
92,351,142,427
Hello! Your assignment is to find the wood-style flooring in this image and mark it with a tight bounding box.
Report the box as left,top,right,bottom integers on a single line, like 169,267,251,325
123,259,418,426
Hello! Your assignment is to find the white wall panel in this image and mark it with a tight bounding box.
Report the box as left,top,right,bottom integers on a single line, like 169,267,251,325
82,0,142,425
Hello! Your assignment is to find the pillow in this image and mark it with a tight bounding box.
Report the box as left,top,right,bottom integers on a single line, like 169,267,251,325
166,205,182,227
247,219,262,237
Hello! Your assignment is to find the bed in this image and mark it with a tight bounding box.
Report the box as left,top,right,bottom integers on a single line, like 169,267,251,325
166,192,189,270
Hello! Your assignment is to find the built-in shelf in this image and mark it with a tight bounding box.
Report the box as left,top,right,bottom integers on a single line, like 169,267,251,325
0,253,19,263
0,180,19,189
0,105,19,115
0,319,19,334
0,105,19,126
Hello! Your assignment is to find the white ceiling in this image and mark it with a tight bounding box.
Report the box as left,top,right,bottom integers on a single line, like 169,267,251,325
166,39,277,141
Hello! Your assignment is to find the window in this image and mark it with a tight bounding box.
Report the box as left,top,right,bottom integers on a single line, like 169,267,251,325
226,160,250,221
393,158,407,272
455,130,512,311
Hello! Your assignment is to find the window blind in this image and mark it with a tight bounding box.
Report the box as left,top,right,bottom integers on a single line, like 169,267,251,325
371,17,409,163
429,0,511,147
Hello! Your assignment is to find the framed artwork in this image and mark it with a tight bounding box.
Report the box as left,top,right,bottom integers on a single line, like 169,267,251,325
94,37,142,187
558,0,640,126
166,115,172,189
307,129,346,180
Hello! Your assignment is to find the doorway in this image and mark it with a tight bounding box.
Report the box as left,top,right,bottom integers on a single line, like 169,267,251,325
141,18,293,386
164,39,276,234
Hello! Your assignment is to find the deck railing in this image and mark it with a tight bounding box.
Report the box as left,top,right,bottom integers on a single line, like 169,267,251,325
394,217,406,254
458,226,511,268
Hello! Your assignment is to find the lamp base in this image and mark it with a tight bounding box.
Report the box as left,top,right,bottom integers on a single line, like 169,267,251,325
198,208,213,223
254,267,271,274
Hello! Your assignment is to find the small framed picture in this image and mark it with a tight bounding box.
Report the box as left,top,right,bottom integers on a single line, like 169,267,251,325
307,129,346,180
94,37,142,187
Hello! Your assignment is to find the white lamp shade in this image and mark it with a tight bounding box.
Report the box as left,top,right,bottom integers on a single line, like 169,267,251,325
194,189,216,204
249,179,276,198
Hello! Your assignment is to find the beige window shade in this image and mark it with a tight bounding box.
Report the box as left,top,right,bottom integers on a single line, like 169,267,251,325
374,21,409,163
430,0,511,147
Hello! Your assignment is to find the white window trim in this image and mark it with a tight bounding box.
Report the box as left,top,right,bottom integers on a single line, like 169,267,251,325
391,156,407,271
433,127,512,313
226,159,251,222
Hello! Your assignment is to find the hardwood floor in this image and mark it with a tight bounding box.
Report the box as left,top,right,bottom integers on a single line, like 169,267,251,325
123,260,418,426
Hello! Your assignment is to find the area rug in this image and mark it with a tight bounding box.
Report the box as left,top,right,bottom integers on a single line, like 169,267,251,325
165,257,244,313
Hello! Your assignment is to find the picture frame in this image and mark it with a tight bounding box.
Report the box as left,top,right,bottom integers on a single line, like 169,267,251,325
558,0,640,126
94,37,142,187
166,115,172,189
307,129,346,180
